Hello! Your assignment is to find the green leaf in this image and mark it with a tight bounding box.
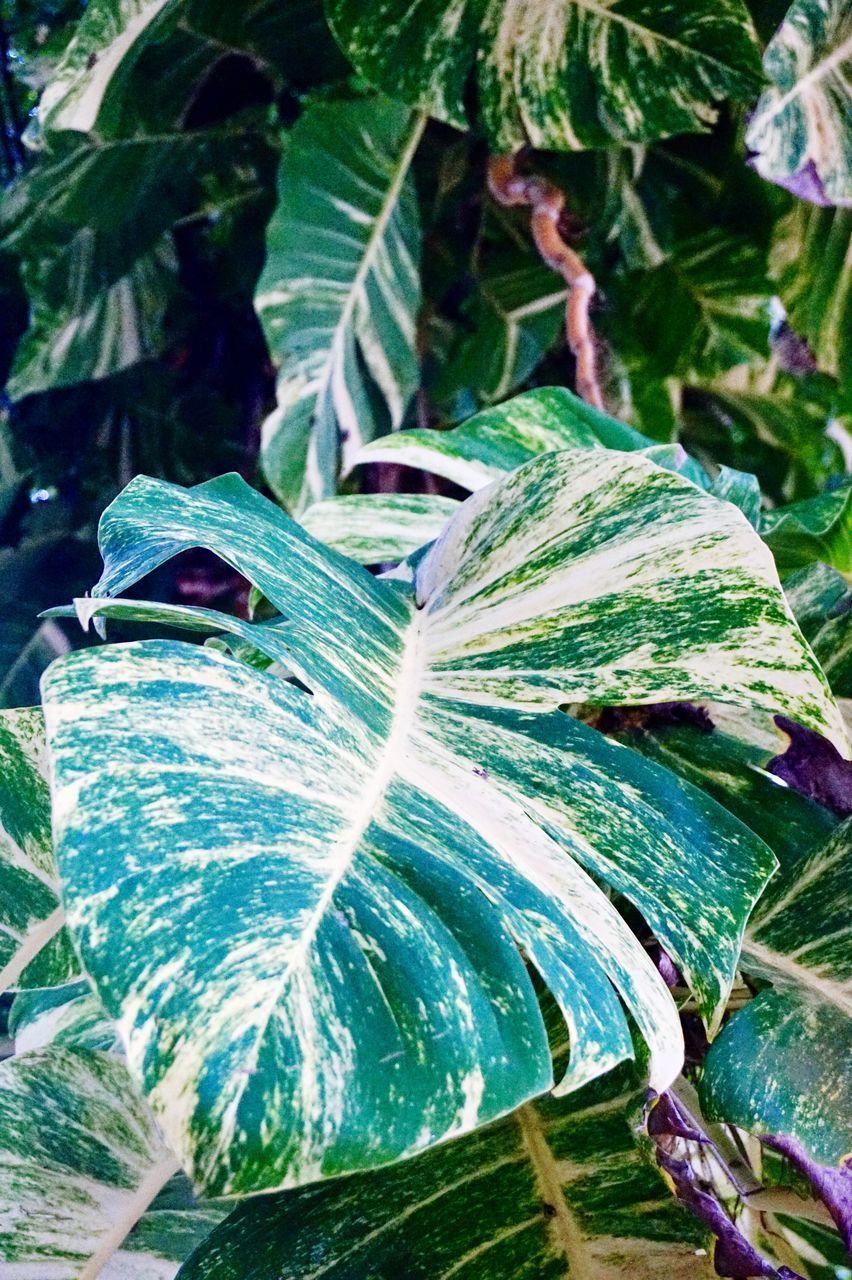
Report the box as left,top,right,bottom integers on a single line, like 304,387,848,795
1,126,273,399
255,97,424,512
434,253,566,408
30,0,173,141
301,493,461,563
745,0,852,206
771,203,852,384
325,0,763,151
625,232,772,379
701,819,852,1166
0,1046,186,1276
39,433,836,1194
785,562,852,695
0,707,77,992
761,479,852,575
354,386,760,526
353,385,655,491
11,979,119,1055
178,1056,713,1279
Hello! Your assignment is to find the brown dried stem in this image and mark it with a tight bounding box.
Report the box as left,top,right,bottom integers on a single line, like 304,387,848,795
486,153,604,411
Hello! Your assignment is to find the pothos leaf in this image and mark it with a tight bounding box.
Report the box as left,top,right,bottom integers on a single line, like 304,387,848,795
0,707,77,993
701,819,852,1167
40,432,838,1194
255,97,424,513
177,1056,713,1280
761,478,852,576
746,0,852,207
0,1046,185,1277
325,0,763,151
771,202,852,384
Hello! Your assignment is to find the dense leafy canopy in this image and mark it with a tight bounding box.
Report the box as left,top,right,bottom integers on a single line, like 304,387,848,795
0,0,851,1274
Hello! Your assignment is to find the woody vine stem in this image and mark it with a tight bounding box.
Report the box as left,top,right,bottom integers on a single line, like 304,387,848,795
487,153,605,412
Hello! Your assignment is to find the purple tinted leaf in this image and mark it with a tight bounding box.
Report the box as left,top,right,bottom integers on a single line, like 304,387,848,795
770,717,852,816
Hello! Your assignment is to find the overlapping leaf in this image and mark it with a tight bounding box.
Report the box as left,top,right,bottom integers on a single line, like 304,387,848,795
0,707,76,992
40,428,842,1195
746,0,852,206
0,1045,226,1277
178,1050,713,1280
255,96,423,512
702,819,852,1167
771,203,852,385
325,0,763,150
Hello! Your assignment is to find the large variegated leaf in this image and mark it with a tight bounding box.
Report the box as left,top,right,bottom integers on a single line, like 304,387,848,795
255,97,423,512
40,441,842,1194
325,0,763,151
301,493,460,564
746,0,852,206
701,819,852,1167
0,1046,194,1277
345,387,759,563
178,1053,713,1280
0,707,77,992
31,0,171,142
771,203,852,384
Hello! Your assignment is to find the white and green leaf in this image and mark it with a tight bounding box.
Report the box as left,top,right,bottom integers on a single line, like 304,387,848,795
701,819,852,1166
0,707,77,992
177,1048,713,1280
39,432,839,1194
746,0,852,207
0,1046,191,1277
771,202,852,384
255,96,424,512
325,0,763,151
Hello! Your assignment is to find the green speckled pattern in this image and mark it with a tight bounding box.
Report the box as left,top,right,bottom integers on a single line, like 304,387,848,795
702,819,852,1165
325,0,763,150
39,442,839,1195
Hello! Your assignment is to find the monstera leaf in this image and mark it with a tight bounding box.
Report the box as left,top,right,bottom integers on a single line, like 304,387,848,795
325,0,763,151
0,708,77,992
0,1045,226,1277
39,427,844,1196
177,1039,713,1280
701,819,852,1168
336,387,759,563
255,96,424,512
746,0,852,206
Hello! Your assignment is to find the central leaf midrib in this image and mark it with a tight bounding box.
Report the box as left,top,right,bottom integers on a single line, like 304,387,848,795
216,606,427,1168
515,1101,596,1278
318,112,426,401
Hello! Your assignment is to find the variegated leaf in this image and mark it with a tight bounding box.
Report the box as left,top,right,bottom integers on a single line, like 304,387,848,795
11,979,120,1055
255,97,424,512
746,0,852,207
178,1052,713,1280
32,0,172,143
301,493,460,563
325,0,763,151
0,1046,190,1277
771,202,852,383
701,819,852,1166
0,707,77,992
785,563,852,696
39,441,840,1194
353,385,660,492
761,478,852,576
